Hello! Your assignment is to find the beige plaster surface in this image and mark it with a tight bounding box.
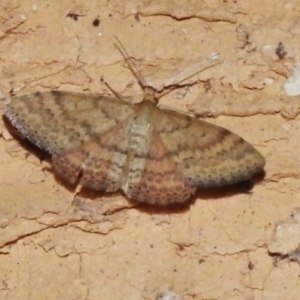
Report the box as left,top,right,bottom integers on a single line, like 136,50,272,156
1,0,300,299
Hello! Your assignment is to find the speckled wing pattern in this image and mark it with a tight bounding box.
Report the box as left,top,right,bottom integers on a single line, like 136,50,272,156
4,91,265,205
5,91,136,192
120,100,265,205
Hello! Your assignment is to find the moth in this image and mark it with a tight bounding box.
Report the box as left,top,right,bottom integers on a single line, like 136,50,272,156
4,39,265,205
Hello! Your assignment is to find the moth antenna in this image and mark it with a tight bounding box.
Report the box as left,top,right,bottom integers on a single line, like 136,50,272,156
113,36,149,90
164,56,221,87
114,36,221,103
156,58,222,101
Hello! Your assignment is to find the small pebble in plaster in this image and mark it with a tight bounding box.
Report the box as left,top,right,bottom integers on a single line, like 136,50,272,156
209,52,220,60
275,42,287,60
157,291,182,300
20,14,27,21
0,91,6,100
93,18,100,27
152,214,170,225
269,208,300,265
264,77,274,86
284,67,300,96
31,4,38,12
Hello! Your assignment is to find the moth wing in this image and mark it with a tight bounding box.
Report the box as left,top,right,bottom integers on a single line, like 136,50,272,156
5,91,137,190
122,106,265,205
